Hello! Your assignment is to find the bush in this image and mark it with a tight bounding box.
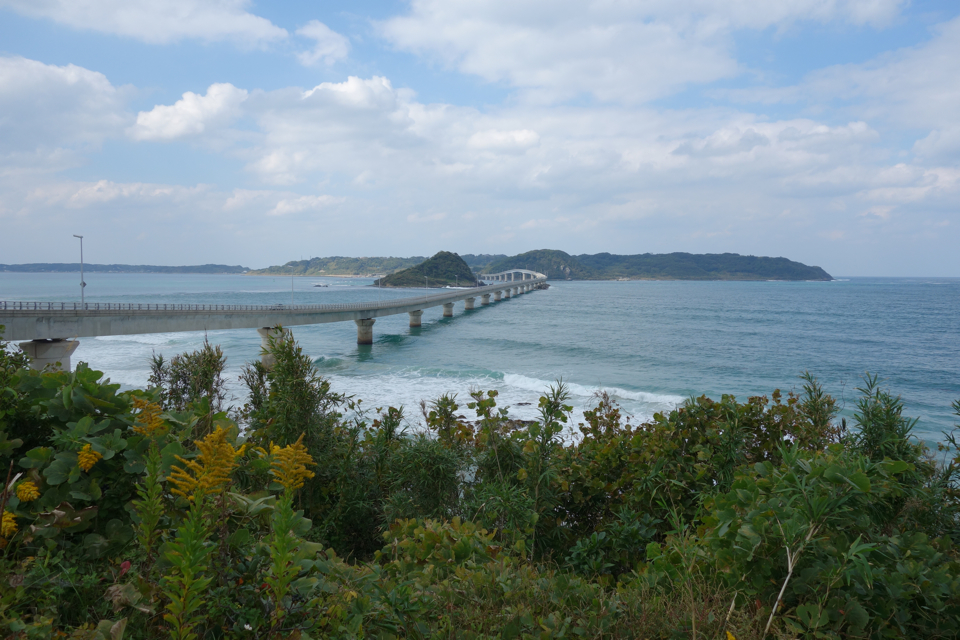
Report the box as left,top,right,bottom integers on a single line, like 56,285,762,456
0,330,957,639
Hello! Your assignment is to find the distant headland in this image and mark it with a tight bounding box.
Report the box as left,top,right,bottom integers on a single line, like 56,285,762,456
249,250,832,282
1,251,831,281
0,263,249,274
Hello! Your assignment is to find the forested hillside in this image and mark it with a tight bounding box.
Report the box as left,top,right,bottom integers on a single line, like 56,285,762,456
247,256,424,276
248,251,830,281
482,249,597,280
576,252,833,280
374,251,478,287
483,250,832,280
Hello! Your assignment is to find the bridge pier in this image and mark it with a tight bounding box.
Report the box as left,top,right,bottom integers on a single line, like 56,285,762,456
464,297,475,310
494,291,502,301
257,327,285,369
504,289,511,299
18,339,79,371
442,302,454,317
408,310,423,327
355,318,375,345
481,294,490,306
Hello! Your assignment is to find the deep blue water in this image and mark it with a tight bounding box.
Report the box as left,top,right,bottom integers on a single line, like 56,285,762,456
1,273,958,443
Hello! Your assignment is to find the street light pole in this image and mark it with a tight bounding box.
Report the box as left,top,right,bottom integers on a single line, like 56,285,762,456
73,234,85,307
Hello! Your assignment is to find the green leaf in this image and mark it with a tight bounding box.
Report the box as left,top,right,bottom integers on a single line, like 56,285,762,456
796,603,828,629
105,519,134,545
846,471,871,493
823,465,846,484
44,454,77,485
883,460,912,475
84,533,111,558
844,600,870,629
21,446,54,468
226,528,250,549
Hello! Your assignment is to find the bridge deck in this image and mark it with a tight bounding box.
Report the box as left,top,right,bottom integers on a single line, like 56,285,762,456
0,275,546,341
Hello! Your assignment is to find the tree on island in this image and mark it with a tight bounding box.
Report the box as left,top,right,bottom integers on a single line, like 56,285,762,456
374,251,479,287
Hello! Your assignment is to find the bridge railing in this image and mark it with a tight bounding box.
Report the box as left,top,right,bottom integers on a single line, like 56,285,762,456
0,278,546,315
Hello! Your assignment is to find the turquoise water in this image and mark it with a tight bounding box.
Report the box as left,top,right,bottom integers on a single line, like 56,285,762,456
1,272,958,443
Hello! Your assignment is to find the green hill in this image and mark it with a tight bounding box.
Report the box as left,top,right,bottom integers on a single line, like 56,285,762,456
576,252,832,281
482,250,596,280
460,254,507,271
480,250,830,281
247,256,424,276
247,250,831,281
375,252,479,288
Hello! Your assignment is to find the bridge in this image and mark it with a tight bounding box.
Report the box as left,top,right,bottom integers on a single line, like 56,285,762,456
0,269,547,370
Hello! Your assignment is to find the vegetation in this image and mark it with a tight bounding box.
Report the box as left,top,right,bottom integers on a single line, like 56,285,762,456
249,254,506,278
484,250,833,281
375,251,480,288
483,249,598,280
2,326,958,638
0,264,249,274
247,256,426,277
577,252,833,281
246,250,832,281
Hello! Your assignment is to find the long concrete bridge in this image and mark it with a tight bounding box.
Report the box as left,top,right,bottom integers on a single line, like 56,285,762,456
0,269,547,370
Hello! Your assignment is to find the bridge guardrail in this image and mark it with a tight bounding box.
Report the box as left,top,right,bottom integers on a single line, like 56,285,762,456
0,277,546,315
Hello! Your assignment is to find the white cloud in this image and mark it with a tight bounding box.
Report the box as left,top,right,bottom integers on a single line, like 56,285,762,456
378,0,906,104
407,212,446,223
468,129,539,151
722,16,960,134
296,20,349,66
223,188,278,210
0,56,128,155
25,179,209,208
0,0,287,46
129,83,248,141
268,195,344,216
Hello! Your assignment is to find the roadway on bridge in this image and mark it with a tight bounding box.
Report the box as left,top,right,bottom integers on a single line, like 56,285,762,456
0,271,547,369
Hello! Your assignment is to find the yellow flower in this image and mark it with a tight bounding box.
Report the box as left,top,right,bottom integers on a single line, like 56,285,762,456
270,434,316,492
16,480,40,502
726,632,737,640
78,444,103,472
1,511,17,538
131,396,167,436
169,427,245,500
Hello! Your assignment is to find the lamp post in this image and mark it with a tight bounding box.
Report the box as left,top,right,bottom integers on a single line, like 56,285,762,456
73,234,86,307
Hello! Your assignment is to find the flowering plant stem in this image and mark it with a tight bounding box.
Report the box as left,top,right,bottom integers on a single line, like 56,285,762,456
161,495,214,640
266,489,300,636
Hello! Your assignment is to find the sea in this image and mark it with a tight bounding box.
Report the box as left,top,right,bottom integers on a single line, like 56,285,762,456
1,272,958,445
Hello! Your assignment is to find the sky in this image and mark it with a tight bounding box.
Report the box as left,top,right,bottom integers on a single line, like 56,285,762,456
1,0,958,275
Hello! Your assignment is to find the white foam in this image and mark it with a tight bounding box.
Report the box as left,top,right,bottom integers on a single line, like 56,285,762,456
502,373,684,405
94,332,199,346
319,370,682,437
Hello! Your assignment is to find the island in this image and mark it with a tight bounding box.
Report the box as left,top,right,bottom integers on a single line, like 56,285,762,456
373,251,480,288
482,249,833,281
251,250,832,281
245,254,505,277
2,251,831,281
